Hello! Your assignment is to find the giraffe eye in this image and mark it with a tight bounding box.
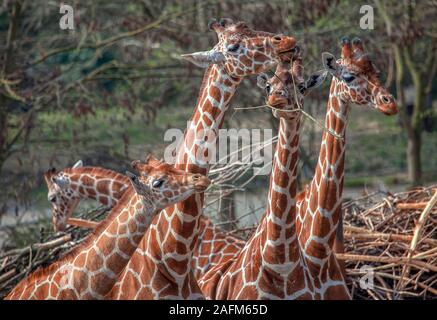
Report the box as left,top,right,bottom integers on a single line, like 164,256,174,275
265,84,271,94
227,43,240,53
342,73,356,83
152,179,164,188
49,195,56,203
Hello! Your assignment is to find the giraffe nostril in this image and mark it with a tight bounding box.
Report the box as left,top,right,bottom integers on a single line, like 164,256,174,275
381,95,391,104
272,35,283,43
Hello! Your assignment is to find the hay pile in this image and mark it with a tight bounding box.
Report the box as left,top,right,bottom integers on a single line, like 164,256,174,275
342,184,437,299
0,185,435,300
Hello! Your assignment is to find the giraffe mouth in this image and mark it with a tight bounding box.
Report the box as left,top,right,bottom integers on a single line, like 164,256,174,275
268,99,290,110
277,49,295,61
277,48,294,55
377,102,398,116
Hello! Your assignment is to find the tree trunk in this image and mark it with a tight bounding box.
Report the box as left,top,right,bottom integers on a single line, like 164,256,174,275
406,128,422,186
403,44,425,186
0,99,8,178
0,1,22,178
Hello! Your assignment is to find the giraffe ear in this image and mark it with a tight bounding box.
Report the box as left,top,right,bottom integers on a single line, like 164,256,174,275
181,50,225,68
302,70,328,94
322,52,341,78
256,73,269,89
44,168,56,186
72,160,83,169
126,171,147,194
51,176,69,189
131,160,141,171
126,171,137,181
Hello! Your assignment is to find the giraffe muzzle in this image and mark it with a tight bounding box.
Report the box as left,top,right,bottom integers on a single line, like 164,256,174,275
376,94,398,115
272,34,297,55
269,100,288,110
192,174,211,192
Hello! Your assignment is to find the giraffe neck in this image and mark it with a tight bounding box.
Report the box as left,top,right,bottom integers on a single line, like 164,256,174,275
64,192,154,298
302,78,349,259
176,64,241,173
145,64,241,298
263,117,301,263
64,167,129,206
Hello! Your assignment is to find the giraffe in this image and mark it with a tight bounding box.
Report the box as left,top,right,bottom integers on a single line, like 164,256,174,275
5,156,210,300
43,160,130,232
198,48,328,299
192,215,245,280
106,18,297,299
44,161,245,280
294,37,398,299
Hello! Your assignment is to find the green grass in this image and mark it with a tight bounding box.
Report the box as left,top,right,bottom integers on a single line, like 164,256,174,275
35,104,192,153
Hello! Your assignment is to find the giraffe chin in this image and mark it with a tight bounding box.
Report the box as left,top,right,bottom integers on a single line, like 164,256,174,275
377,103,398,116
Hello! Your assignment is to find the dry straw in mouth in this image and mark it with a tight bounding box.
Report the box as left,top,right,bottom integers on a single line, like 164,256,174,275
234,61,344,141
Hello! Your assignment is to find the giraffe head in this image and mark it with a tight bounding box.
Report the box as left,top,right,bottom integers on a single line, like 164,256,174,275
127,155,211,210
257,46,327,119
181,18,296,77
43,160,83,232
322,37,398,115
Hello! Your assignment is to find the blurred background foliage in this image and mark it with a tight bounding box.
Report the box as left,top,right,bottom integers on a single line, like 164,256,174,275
0,0,436,245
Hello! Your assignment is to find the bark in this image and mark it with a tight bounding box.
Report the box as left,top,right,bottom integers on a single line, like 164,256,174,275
406,128,422,185
0,1,23,177
404,48,425,186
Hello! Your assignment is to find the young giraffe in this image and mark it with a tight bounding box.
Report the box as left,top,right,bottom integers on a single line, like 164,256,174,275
43,161,244,280
43,160,130,232
6,156,210,300
294,37,398,299
198,50,327,299
106,19,297,299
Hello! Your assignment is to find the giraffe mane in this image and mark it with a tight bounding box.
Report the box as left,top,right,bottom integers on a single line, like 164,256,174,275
194,64,214,110
62,167,130,184
229,21,274,38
